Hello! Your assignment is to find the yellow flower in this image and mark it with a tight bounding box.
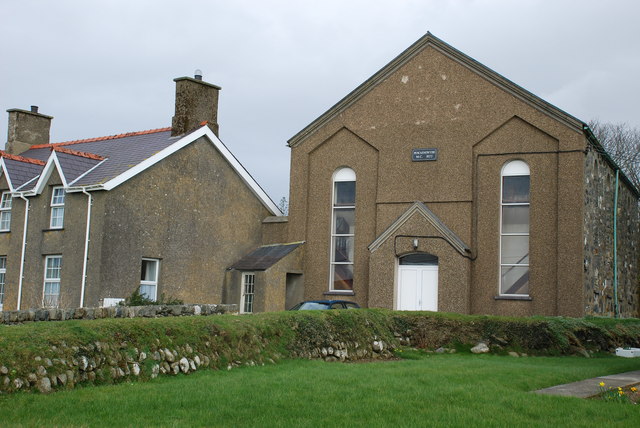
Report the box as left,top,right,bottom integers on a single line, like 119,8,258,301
599,382,605,387
618,390,624,396
617,387,622,391
631,387,637,392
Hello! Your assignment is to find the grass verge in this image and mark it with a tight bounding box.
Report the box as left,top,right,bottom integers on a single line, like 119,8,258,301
0,353,639,427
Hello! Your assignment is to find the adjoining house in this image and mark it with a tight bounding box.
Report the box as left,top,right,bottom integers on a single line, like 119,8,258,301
0,75,302,312
285,32,639,318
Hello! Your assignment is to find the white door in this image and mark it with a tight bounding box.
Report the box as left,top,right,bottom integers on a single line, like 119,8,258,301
397,259,438,311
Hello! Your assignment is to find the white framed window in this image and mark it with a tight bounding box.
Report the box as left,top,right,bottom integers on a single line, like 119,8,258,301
500,160,530,296
0,256,6,310
50,187,65,229
139,258,159,301
0,192,12,232
330,167,356,291
43,255,62,308
240,272,255,314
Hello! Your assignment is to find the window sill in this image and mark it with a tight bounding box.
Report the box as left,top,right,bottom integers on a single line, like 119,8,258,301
324,291,355,296
43,228,64,232
0,230,9,234
494,295,532,301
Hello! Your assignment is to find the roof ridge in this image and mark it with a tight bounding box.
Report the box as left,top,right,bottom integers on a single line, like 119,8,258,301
0,150,46,166
30,126,172,149
53,146,105,161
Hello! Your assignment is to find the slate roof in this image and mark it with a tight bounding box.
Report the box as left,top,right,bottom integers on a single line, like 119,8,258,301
230,242,304,271
2,157,44,190
17,127,177,189
54,151,103,183
0,124,282,215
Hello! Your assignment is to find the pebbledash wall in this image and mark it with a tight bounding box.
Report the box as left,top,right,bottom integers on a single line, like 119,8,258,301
583,145,639,316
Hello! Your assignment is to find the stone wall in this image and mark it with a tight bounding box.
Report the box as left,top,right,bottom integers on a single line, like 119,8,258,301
1,310,639,395
583,144,639,317
0,303,237,324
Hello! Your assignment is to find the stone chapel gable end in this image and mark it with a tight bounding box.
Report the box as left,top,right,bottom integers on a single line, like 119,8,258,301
285,32,639,318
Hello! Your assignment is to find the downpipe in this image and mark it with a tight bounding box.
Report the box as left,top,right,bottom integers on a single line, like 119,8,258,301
17,193,30,310
79,189,93,308
613,169,619,318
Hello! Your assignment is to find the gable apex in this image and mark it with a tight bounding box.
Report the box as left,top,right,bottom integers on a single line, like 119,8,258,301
288,32,584,148
0,159,12,192
368,201,470,255
88,125,283,216
31,151,68,194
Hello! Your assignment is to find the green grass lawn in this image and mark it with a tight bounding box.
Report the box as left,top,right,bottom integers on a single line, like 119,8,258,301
1,352,639,427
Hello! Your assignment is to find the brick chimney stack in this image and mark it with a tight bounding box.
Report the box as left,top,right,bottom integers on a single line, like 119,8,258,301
171,71,221,137
5,106,53,154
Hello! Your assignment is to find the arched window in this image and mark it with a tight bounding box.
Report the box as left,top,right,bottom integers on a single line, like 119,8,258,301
330,167,356,291
500,160,530,295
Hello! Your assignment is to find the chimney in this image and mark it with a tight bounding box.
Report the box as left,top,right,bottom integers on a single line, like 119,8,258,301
171,71,221,137
5,106,53,154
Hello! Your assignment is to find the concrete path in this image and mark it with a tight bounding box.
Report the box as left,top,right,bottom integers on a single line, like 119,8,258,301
535,370,640,398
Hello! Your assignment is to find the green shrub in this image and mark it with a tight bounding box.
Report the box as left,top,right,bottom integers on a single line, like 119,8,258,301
119,289,184,306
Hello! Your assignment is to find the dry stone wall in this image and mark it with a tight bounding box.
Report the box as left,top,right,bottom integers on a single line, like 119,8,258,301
1,310,639,395
0,304,237,324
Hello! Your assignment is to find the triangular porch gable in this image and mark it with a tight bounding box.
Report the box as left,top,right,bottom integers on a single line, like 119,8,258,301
368,201,470,255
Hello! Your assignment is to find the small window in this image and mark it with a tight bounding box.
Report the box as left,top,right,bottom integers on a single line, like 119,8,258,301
241,273,255,313
0,192,11,231
140,259,159,301
0,256,6,309
50,187,65,229
43,255,62,308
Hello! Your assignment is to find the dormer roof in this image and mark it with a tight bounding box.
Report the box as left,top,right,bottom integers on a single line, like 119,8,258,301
0,153,45,191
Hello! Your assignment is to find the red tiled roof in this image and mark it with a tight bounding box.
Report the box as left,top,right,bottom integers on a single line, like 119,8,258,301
0,150,46,165
53,146,105,161
30,127,172,149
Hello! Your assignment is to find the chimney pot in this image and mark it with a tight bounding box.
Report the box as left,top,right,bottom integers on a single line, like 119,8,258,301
194,69,203,81
30,105,39,113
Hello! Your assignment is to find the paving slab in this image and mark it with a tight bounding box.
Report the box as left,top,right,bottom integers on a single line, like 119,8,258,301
535,370,640,398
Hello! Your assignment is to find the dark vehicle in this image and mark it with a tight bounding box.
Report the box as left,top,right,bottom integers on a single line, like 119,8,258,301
289,300,360,310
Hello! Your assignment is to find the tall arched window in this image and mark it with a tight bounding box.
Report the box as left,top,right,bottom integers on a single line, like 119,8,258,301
330,167,356,291
500,160,530,295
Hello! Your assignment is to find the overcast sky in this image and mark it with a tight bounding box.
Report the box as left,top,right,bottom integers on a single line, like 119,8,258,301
2,1,639,202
